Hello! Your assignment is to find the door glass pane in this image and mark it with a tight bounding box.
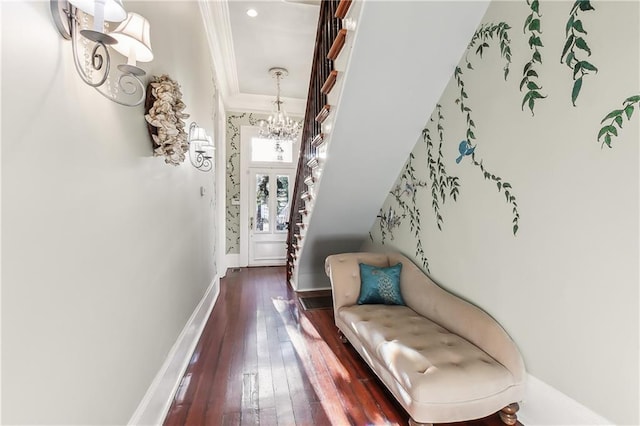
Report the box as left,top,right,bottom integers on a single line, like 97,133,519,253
255,174,269,232
276,175,290,232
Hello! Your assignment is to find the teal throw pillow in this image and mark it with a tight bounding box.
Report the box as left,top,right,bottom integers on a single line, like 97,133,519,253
357,262,405,305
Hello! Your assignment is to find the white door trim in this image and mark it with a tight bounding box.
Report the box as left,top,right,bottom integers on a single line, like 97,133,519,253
248,168,294,266
240,125,298,267
239,126,253,267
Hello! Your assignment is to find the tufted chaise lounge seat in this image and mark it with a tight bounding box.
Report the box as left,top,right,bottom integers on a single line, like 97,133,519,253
325,252,525,426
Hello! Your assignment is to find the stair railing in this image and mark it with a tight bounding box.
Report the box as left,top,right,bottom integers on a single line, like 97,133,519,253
286,0,342,283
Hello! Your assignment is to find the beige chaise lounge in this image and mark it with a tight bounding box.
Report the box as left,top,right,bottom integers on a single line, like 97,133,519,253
325,252,525,426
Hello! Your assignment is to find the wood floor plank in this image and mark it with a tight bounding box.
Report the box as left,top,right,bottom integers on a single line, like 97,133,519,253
164,267,520,426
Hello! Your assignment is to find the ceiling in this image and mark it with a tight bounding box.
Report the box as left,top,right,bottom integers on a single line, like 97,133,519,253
201,0,320,115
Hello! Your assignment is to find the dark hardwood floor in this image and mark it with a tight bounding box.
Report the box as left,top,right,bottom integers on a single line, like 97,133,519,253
164,266,515,426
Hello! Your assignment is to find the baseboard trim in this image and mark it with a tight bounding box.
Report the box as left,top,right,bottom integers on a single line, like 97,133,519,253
518,374,612,425
128,276,220,426
295,271,332,291
295,286,332,292
225,253,240,268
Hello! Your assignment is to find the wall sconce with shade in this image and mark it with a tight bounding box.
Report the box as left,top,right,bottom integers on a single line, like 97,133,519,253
188,122,215,172
50,0,153,107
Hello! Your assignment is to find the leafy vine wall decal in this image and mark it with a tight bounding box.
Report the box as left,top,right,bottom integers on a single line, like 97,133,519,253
561,0,597,106
392,153,430,271
521,0,546,115
466,22,513,80
375,206,404,243
597,95,640,148
424,104,460,230
373,153,430,271
454,64,520,235
225,112,261,253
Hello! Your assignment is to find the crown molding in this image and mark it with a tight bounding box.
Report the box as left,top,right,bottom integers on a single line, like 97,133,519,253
199,0,239,104
199,0,306,116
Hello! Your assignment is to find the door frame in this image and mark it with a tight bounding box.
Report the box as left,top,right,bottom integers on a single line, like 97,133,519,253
247,168,294,266
239,125,298,267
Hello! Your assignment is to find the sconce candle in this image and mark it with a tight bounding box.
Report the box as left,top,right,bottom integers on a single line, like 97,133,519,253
188,122,215,172
110,12,153,75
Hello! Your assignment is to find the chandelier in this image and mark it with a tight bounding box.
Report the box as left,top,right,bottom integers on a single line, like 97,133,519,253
259,68,301,143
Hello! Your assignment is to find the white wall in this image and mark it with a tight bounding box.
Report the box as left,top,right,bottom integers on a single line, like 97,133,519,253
1,2,218,424
366,1,639,424
295,0,490,290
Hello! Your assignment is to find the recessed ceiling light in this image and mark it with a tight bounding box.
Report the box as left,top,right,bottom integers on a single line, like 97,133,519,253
246,8,258,18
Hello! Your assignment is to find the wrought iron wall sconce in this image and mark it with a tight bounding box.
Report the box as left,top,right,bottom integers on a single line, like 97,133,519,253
50,0,153,107
188,122,215,172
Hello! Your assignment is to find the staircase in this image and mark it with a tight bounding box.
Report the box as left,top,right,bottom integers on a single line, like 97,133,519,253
287,0,490,291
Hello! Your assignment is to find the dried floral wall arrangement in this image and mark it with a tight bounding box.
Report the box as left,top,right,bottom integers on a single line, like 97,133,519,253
145,75,190,165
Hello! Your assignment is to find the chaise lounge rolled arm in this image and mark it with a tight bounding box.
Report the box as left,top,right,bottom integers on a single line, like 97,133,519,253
325,252,525,425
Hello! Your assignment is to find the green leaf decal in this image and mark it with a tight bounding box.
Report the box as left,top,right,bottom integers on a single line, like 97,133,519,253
624,95,640,103
575,37,591,55
579,0,594,11
529,19,541,32
572,77,583,106
580,61,598,72
614,116,623,128
533,50,542,63
597,126,609,140
601,109,623,122
520,77,528,91
561,35,575,62
531,0,539,13
572,19,587,34
566,15,575,36
624,105,634,120
527,81,541,90
523,14,534,33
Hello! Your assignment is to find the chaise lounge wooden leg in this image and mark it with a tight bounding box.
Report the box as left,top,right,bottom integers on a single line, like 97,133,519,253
408,419,433,426
338,330,348,343
499,402,519,425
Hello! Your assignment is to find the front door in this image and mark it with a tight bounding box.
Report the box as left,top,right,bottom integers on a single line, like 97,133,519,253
249,169,292,266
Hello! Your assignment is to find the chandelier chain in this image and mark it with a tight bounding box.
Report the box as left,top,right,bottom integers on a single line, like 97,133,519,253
259,67,301,143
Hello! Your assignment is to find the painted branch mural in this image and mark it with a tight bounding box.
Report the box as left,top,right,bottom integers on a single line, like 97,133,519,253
598,95,640,148
561,0,597,106
466,22,512,80
369,0,638,276
373,153,430,272
456,29,521,236
521,0,546,115
390,153,430,271
424,104,460,231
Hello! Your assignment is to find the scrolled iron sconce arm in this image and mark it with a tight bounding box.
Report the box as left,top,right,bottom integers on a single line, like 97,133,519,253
190,149,213,173
50,0,152,107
